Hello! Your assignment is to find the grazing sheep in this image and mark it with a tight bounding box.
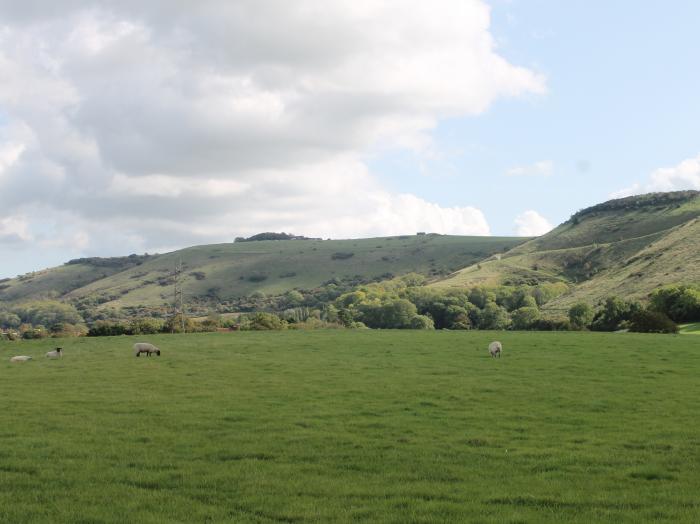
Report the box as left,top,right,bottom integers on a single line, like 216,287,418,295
488,341,502,358
10,355,32,362
46,347,63,359
133,342,161,357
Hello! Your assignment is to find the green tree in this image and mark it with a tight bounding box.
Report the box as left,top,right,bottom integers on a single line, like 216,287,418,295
650,285,700,322
591,297,641,331
511,306,541,330
410,315,435,330
568,302,594,330
479,302,511,330
284,290,304,308
629,310,679,334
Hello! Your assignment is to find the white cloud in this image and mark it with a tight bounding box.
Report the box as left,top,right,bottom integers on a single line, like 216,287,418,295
0,142,25,176
611,154,700,198
0,1,545,263
0,215,32,243
505,160,553,177
513,210,553,237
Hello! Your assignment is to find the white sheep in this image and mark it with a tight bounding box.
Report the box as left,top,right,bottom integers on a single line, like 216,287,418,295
46,347,63,359
133,342,161,357
488,341,502,358
10,355,33,362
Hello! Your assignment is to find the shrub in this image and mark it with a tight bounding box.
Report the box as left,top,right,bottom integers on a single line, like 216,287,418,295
331,252,354,260
629,310,679,334
246,312,287,330
88,320,131,336
568,302,594,330
410,315,435,330
511,306,541,330
479,302,511,330
649,285,700,323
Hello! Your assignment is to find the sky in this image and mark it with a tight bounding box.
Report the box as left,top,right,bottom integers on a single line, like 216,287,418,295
1,1,699,279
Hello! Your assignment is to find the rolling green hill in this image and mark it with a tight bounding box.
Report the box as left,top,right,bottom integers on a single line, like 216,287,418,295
433,191,700,310
0,235,525,310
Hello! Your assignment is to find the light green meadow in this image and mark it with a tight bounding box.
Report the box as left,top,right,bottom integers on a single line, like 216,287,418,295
1,331,699,523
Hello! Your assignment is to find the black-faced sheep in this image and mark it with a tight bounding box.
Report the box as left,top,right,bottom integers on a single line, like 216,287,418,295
133,342,161,357
489,341,502,358
46,347,62,359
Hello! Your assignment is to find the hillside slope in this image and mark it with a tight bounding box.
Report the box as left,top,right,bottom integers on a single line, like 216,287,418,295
0,235,525,309
433,191,700,309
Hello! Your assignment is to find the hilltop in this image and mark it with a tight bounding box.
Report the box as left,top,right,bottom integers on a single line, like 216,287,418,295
433,191,700,310
0,234,525,311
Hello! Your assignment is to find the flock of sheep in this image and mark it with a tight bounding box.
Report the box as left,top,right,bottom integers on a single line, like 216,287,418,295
8,341,501,361
8,343,162,362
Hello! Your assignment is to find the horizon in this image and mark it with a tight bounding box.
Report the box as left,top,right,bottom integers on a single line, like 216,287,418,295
2,1,700,279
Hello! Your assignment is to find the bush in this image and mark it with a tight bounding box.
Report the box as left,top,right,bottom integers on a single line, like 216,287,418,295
629,310,679,334
511,306,541,330
649,285,700,323
410,315,435,330
246,312,287,330
568,302,594,330
479,302,511,330
164,314,196,333
331,252,355,260
591,297,642,331
131,317,165,335
533,318,571,331
88,320,131,336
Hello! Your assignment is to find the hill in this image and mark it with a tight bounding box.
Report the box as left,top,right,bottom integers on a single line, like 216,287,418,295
433,191,700,310
0,235,525,311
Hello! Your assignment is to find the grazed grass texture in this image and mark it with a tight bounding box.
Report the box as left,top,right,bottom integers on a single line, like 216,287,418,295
680,323,700,335
1,234,525,307
1,331,700,523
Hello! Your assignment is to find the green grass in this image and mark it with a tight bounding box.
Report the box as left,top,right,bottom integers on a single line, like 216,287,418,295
2,331,700,523
1,235,526,308
434,194,700,310
680,323,700,335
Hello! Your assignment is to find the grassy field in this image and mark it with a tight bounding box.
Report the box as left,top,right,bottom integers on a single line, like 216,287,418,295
2,331,700,523
435,194,700,311
680,323,700,335
1,235,525,308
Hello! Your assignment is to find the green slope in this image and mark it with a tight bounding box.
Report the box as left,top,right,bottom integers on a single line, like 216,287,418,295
0,235,525,309
433,191,700,309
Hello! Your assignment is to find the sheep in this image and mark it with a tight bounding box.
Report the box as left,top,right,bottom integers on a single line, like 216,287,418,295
46,347,63,359
488,341,502,358
133,342,161,357
10,355,33,363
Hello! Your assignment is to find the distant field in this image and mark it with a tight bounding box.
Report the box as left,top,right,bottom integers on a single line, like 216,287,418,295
680,323,700,335
1,234,525,308
2,331,700,523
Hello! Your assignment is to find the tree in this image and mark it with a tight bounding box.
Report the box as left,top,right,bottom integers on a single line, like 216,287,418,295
511,306,541,330
410,315,435,330
568,303,594,330
650,285,700,323
443,305,472,329
591,297,642,331
468,287,495,309
284,290,304,308
0,310,21,329
164,313,195,333
629,310,679,334
479,302,511,330
245,312,287,330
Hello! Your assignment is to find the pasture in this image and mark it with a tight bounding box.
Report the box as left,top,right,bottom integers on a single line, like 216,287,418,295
1,331,700,523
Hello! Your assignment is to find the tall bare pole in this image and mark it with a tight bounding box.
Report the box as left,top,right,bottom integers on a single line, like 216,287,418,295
173,258,185,332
